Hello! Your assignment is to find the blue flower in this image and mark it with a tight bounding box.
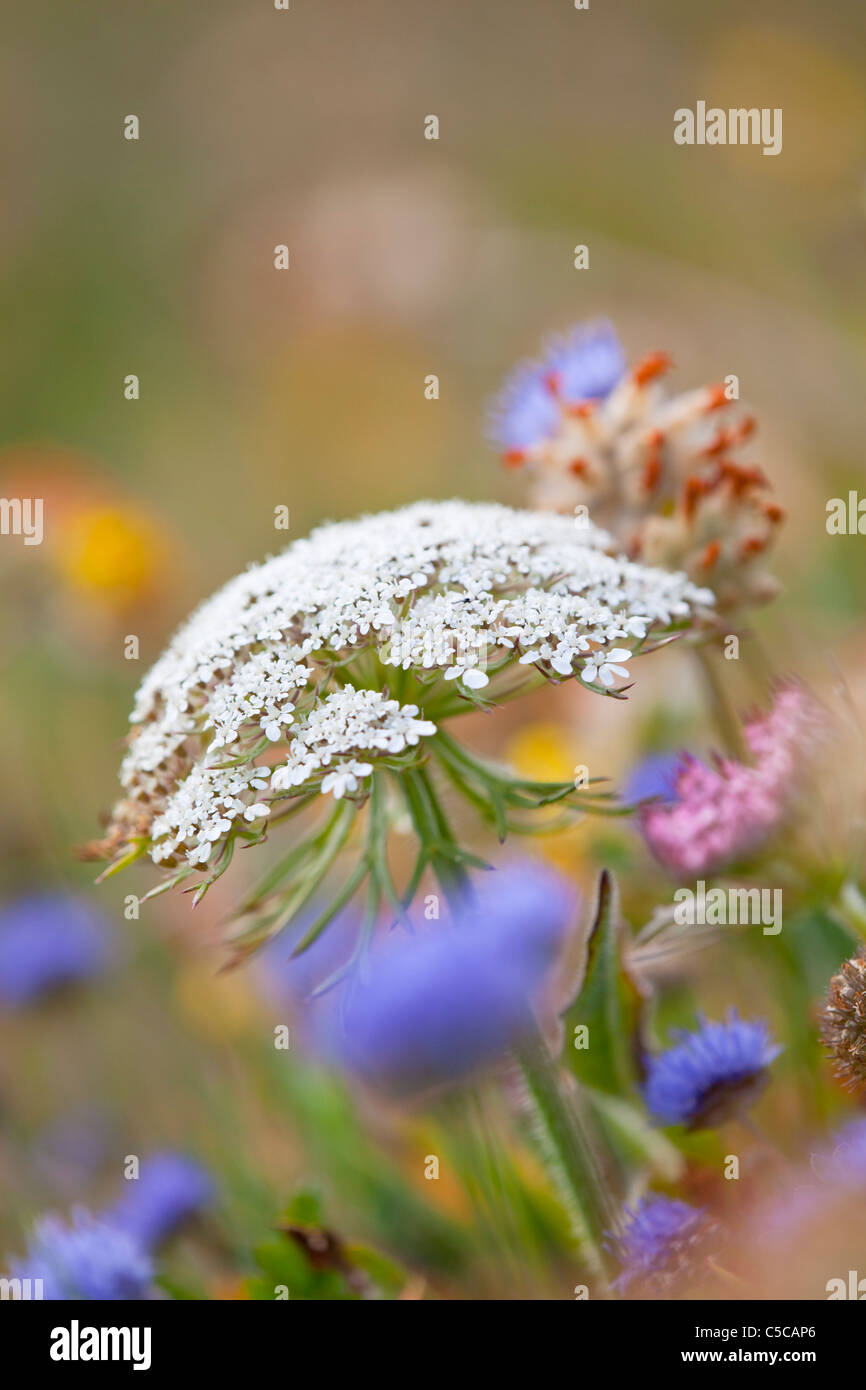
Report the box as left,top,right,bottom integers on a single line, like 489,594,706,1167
488,320,626,454
0,893,111,1007
611,1194,707,1293
644,1011,781,1129
316,861,576,1092
622,752,682,807
488,362,561,455
255,901,362,1007
12,1209,153,1300
106,1152,215,1250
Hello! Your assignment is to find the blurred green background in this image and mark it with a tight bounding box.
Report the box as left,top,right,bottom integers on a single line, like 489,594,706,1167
1,0,865,1297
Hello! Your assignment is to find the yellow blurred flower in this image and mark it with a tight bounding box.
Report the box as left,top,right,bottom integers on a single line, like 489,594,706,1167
503,721,591,875
505,721,578,784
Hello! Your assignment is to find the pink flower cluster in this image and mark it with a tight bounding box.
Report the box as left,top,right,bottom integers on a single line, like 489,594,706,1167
640,684,825,876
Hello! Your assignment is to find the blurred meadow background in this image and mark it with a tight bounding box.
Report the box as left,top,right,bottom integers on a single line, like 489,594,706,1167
2,0,866,1299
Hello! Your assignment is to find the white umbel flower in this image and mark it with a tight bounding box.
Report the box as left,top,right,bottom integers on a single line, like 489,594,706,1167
270,687,436,794
100,500,712,869
149,765,272,866
580,648,633,688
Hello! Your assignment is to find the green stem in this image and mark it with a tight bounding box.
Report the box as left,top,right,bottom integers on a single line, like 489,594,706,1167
693,643,750,763
834,881,866,942
434,728,624,818
401,764,473,913
439,1089,528,1290
232,799,357,955
514,1024,616,1288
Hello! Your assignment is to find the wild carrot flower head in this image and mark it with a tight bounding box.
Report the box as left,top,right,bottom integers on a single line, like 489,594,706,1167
0,893,111,1007
106,1153,215,1250
643,1010,781,1129
315,861,576,1093
611,1194,709,1294
639,683,825,876
12,1209,153,1300
820,948,866,1091
93,500,710,878
491,320,783,610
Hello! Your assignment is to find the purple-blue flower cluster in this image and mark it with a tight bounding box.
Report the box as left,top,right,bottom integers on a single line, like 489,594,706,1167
107,1152,215,1250
254,901,361,1007
622,752,682,807
488,320,626,455
0,893,111,1007
12,1209,153,1301
611,1193,707,1293
9,1150,214,1299
315,861,576,1092
643,1011,781,1129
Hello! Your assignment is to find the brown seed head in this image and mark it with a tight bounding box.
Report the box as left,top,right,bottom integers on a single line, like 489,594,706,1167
821,948,866,1090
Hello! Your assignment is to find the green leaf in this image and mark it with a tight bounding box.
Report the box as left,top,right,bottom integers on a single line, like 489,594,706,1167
284,1188,325,1226
345,1243,408,1298
245,1188,411,1301
250,1237,309,1287
562,870,646,1095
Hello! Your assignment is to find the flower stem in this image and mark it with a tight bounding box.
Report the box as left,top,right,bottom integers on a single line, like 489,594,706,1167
514,1023,616,1287
693,643,750,763
400,764,474,912
439,1088,530,1291
834,881,866,942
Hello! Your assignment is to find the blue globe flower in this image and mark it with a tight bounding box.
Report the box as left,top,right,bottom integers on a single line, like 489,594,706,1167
315,861,577,1093
255,901,362,1007
106,1152,215,1250
488,361,562,455
488,320,626,454
0,893,111,1007
611,1193,707,1293
545,321,627,405
644,1011,782,1129
622,752,683,807
12,1209,152,1300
